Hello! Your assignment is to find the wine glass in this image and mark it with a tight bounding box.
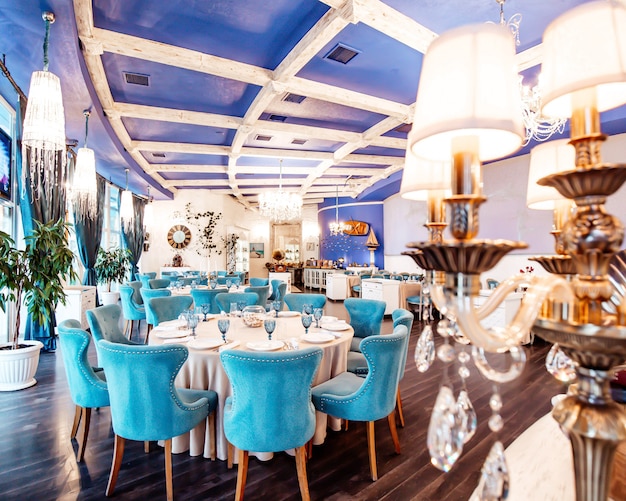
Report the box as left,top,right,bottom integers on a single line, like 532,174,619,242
272,300,282,317
264,318,276,341
210,279,217,289
187,313,199,338
200,303,211,321
191,280,198,289
229,302,239,317
226,279,232,289
313,308,323,328
301,314,312,335
302,304,313,315
217,316,230,344
237,301,246,313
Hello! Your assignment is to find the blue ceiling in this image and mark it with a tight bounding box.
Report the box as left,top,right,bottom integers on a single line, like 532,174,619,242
0,0,623,206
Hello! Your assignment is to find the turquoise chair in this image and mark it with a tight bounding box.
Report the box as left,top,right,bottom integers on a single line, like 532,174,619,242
147,296,193,327
98,340,218,500
214,292,259,313
311,325,408,481
347,308,414,427
119,284,146,341
244,285,270,306
190,288,222,314
86,304,141,362
140,288,172,341
284,293,326,312
137,272,156,289
127,280,144,305
58,319,109,462
225,273,242,286
344,298,386,352
390,274,404,281
249,277,269,287
265,282,287,312
221,347,323,501
352,274,371,297
216,276,228,285
149,278,171,289
217,270,227,277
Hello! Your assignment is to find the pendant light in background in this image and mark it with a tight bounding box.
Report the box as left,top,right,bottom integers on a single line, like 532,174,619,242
119,168,134,226
71,110,98,218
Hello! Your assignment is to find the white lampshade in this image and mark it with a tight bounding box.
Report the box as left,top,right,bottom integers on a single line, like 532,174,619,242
120,189,135,225
71,147,98,218
22,70,66,151
541,1,626,118
526,139,575,210
400,141,451,201
410,23,524,162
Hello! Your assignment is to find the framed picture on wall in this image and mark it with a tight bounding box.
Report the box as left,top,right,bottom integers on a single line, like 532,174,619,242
250,242,264,259
306,242,315,251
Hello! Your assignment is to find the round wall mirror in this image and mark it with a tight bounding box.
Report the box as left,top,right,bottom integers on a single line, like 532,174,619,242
167,225,192,249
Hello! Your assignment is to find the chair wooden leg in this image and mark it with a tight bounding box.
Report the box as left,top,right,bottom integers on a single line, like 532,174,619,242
227,442,234,469
144,441,150,453
106,435,126,497
295,445,311,501
164,439,173,501
77,407,91,462
306,438,313,460
70,405,82,439
396,388,405,428
366,421,378,481
128,320,135,341
124,320,130,338
387,410,401,454
145,324,152,345
209,412,216,460
235,449,249,501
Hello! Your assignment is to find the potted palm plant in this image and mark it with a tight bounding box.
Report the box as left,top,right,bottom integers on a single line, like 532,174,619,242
0,219,76,390
95,247,131,305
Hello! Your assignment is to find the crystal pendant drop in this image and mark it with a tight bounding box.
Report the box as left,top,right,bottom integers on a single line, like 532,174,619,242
456,389,477,443
415,324,435,373
478,441,510,501
545,343,576,382
427,385,464,472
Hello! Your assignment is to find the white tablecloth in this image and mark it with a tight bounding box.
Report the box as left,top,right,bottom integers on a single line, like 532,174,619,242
151,314,353,461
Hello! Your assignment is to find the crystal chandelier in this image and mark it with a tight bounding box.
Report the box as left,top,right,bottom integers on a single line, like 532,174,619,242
22,11,66,201
70,110,98,219
258,160,302,223
329,184,349,236
119,168,135,226
403,2,626,499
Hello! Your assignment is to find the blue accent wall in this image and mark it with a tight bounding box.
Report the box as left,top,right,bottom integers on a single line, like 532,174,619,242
318,199,384,268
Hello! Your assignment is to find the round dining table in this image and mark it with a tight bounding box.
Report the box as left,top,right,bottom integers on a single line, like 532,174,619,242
150,311,354,461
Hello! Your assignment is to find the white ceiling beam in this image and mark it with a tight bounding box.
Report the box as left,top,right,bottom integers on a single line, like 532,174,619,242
113,102,243,129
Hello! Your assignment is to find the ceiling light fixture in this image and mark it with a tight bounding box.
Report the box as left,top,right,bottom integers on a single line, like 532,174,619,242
329,184,349,236
495,0,567,145
258,160,302,223
119,168,135,226
21,11,66,201
71,110,98,219
143,185,153,229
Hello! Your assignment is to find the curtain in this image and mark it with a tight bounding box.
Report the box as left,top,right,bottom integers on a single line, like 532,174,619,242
73,175,105,303
17,96,69,352
121,195,145,280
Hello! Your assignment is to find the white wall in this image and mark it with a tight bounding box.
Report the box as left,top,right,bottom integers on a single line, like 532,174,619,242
384,133,626,283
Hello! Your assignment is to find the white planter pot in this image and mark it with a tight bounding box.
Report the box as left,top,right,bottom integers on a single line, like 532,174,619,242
0,340,43,391
100,291,120,306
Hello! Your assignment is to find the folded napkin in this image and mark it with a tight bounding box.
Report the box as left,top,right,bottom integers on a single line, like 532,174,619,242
154,319,187,331
162,336,191,344
219,340,241,352
319,329,342,338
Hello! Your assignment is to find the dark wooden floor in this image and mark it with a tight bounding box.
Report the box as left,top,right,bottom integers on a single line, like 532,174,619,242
0,298,565,501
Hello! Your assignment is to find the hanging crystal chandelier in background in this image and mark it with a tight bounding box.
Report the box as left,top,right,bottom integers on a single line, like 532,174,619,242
119,168,135,226
329,184,349,236
70,110,98,219
21,11,66,201
258,159,302,223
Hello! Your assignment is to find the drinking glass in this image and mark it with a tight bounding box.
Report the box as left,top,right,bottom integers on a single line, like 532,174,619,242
237,301,246,313
210,279,217,289
230,302,239,316
200,303,211,321
301,314,312,335
217,316,230,344
226,279,232,289
188,313,199,338
191,280,198,289
264,318,276,341
302,304,313,315
313,308,323,328
272,300,282,317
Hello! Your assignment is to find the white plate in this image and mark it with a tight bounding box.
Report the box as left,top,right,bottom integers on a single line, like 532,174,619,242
154,329,190,339
154,319,187,331
188,338,223,350
301,332,335,344
278,311,300,317
246,340,285,351
321,316,337,323
323,321,351,331
162,336,191,344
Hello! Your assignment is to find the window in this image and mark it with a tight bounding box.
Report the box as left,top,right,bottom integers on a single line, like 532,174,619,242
101,183,121,250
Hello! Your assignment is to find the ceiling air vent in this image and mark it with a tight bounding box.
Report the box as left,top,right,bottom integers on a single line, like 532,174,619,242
123,72,150,86
291,139,307,145
151,152,166,158
268,114,288,122
324,43,360,64
254,134,272,142
282,93,306,104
